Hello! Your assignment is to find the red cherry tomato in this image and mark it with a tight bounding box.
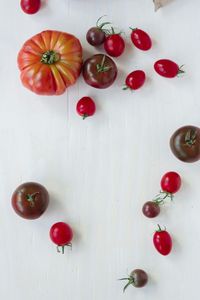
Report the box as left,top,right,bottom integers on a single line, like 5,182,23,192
130,28,152,51
76,97,96,119
154,59,184,78
161,171,181,194
124,70,146,90
20,0,41,14
104,34,125,57
50,222,73,254
153,225,172,256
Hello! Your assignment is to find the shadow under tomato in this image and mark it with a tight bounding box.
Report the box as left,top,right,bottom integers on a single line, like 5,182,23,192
171,234,182,256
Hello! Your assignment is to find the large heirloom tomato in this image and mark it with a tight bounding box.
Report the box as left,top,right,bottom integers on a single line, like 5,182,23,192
17,30,83,95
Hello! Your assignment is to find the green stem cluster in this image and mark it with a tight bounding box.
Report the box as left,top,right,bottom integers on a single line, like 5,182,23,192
119,277,134,293
96,55,110,73
56,243,72,254
153,191,174,205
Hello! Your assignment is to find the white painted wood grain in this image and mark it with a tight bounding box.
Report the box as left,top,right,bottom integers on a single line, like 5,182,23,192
0,0,200,299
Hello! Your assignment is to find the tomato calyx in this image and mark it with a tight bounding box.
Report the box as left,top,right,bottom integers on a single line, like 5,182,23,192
96,15,111,34
122,85,132,91
96,55,111,73
106,26,123,36
129,27,137,31
185,129,197,147
26,192,39,207
177,65,185,75
82,114,89,120
119,277,135,292
57,243,72,254
156,224,166,232
41,50,60,65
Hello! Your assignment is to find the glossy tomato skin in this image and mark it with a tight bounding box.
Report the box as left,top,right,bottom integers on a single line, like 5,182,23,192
18,30,82,95
161,172,181,194
170,125,200,163
20,0,41,14
104,34,125,57
142,201,160,218
125,70,146,90
154,59,180,78
82,54,117,89
130,28,152,51
76,97,96,119
153,227,172,256
121,269,148,292
50,222,73,246
86,27,105,46
11,182,49,220
130,269,148,288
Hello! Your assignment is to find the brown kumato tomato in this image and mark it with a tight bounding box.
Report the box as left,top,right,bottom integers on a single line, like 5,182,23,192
170,125,200,163
82,54,117,89
11,182,49,219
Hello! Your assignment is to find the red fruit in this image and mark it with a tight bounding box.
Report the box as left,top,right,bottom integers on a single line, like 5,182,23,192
20,0,41,14
153,225,172,256
154,59,184,78
161,171,181,194
130,28,152,51
50,222,73,254
86,16,111,46
76,97,96,119
82,54,118,89
124,70,146,90
11,182,49,220
104,34,125,57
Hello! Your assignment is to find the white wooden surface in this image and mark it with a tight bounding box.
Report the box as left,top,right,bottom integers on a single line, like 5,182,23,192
1,0,200,299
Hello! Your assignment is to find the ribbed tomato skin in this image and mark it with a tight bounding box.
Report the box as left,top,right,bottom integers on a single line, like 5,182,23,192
17,30,83,95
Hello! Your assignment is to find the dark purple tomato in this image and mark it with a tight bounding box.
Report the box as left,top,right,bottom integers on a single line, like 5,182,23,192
86,27,105,46
142,201,160,218
120,269,148,292
170,125,200,162
86,16,111,46
11,182,49,219
82,54,117,89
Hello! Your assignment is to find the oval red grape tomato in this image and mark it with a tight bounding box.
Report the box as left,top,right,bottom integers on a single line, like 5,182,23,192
130,28,152,51
153,225,172,256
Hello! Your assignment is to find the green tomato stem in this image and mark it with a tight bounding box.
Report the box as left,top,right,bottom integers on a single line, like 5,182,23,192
41,50,60,65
